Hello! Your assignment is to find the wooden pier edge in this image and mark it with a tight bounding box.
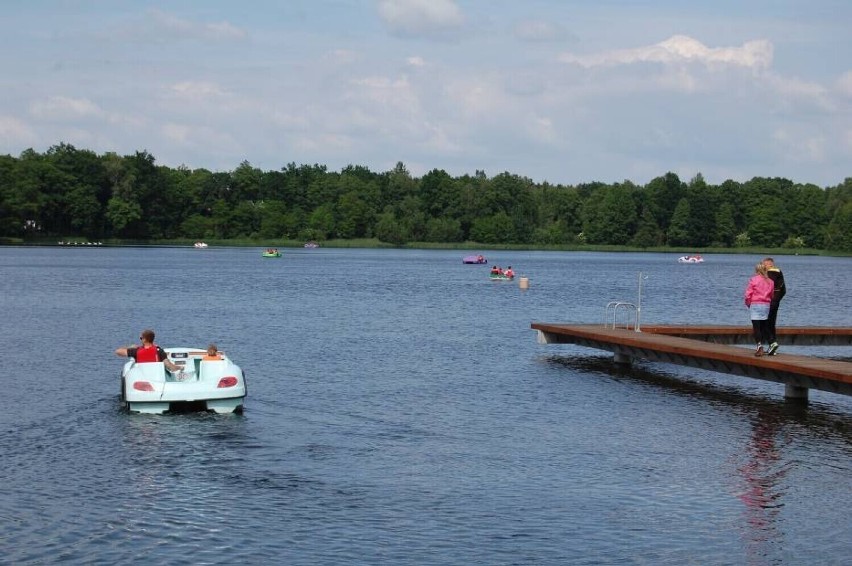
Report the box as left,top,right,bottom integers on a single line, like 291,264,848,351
532,323,852,401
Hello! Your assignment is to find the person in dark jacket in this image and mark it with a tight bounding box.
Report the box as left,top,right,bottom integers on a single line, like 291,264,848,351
762,258,786,355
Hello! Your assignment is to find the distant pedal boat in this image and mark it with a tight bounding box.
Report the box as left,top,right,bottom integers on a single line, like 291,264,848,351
120,347,247,414
463,254,487,264
678,255,704,263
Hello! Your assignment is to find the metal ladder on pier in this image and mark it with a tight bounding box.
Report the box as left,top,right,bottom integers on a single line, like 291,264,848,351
603,272,648,332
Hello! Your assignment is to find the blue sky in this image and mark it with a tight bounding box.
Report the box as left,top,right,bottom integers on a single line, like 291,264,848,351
1,0,850,186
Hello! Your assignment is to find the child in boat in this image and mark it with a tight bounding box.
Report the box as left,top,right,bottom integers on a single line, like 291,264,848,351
202,344,223,361
504,266,514,278
490,266,501,275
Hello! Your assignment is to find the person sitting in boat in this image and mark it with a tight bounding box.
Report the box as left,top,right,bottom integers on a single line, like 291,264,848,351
202,343,222,361
504,266,515,278
490,265,501,275
115,329,181,371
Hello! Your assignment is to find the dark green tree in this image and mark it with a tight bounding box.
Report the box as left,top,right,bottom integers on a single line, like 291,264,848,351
714,202,737,246
667,198,691,246
470,212,515,243
425,217,463,242
644,172,685,239
375,210,409,245
631,208,663,248
309,203,336,239
420,169,459,218
685,173,716,246
824,202,852,251
581,183,638,244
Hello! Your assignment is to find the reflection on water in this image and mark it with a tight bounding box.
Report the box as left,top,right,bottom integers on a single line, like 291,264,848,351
544,350,852,564
735,408,789,564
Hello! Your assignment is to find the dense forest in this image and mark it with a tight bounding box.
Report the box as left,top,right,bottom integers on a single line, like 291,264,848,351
1,143,850,251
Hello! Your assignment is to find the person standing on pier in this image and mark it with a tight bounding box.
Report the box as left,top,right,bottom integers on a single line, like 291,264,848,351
762,257,786,355
744,263,775,356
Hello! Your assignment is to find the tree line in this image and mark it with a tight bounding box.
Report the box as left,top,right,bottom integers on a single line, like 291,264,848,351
1,143,850,251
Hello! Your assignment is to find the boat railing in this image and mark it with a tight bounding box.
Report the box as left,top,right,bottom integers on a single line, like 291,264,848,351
604,301,638,330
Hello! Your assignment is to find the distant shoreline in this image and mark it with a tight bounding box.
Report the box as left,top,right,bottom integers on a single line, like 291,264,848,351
3,237,847,257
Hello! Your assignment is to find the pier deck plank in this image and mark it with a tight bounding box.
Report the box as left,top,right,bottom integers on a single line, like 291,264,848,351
531,323,852,398
638,325,852,346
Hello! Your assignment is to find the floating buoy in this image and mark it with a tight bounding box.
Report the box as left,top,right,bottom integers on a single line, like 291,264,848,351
519,276,529,290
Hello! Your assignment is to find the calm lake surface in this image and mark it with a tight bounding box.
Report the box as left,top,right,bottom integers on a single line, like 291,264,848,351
1,246,850,565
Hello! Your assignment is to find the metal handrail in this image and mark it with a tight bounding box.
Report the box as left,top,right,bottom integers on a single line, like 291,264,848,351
604,301,638,330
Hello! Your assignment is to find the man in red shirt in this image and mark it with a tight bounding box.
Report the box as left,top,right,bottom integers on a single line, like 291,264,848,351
115,329,181,371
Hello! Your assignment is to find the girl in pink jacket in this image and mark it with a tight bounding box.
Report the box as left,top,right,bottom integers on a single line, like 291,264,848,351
744,262,775,356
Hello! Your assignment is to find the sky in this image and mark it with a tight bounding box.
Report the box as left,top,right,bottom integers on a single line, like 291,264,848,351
1,0,850,187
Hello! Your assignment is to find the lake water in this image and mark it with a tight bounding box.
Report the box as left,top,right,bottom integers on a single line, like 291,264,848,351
0,246,850,565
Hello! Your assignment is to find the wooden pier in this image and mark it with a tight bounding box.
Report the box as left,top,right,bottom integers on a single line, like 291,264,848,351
531,323,852,401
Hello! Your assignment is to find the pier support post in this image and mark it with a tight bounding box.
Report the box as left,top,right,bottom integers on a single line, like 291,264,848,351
613,353,632,365
784,384,809,402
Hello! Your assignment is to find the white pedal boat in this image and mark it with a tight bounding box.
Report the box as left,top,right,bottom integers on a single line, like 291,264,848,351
677,255,704,263
120,347,246,414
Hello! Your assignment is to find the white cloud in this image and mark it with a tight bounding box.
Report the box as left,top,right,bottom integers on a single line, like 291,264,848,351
163,123,191,143
324,49,360,65
160,122,241,157
293,132,353,152
773,128,826,162
420,121,462,154
406,56,426,67
654,68,698,92
523,115,559,146
560,35,773,71
444,76,504,116
837,71,852,97
377,0,464,38
169,81,228,100
270,111,310,131
147,9,246,41
30,96,104,120
513,20,568,43
351,75,419,109
0,115,38,146
764,74,831,110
